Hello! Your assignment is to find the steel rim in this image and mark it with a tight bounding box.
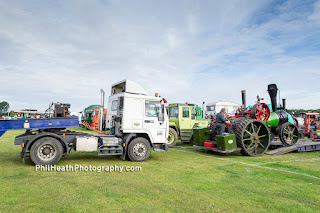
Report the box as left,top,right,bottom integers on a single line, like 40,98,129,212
37,144,57,161
133,143,146,157
242,121,269,156
168,132,174,144
282,124,298,145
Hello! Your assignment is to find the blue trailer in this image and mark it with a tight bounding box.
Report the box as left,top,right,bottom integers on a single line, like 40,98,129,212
0,117,79,138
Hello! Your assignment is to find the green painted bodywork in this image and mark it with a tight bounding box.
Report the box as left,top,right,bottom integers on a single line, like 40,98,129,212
193,127,212,146
168,103,210,142
265,112,279,128
216,134,237,151
247,104,294,127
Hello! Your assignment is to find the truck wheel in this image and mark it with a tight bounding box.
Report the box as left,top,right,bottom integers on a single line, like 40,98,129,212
168,128,178,147
127,137,151,162
30,137,63,165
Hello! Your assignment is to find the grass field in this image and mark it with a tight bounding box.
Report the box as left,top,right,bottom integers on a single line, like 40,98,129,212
0,127,319,212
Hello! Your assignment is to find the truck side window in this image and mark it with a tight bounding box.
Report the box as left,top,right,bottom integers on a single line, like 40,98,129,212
182,107,189,118
111,100,118,111
145,101,160,117
191,107,195,119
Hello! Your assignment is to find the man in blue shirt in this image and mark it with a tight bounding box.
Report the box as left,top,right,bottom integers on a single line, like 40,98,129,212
216,108,230,135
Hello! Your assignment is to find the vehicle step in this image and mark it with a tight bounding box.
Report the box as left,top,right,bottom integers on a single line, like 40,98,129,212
98,153,122,156
98,147,123,151
180,133,192,136
98,146,123,156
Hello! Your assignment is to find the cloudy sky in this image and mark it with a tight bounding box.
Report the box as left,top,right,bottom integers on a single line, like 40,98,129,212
1,0,320,112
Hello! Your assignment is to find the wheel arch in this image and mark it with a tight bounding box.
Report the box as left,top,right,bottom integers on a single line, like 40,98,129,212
26,133,69,156
121,133,153,160
169,125,179,135
125,133,153,147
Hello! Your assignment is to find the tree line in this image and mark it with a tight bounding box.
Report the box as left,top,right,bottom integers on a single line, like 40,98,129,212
0,101,14,117
287,109,320,115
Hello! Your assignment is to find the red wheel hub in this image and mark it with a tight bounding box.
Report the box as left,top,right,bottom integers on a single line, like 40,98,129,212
253,136,258,140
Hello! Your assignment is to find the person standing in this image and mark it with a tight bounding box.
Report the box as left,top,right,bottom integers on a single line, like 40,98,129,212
216,108,230,135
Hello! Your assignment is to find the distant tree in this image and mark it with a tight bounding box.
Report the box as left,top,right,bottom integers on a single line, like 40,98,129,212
9,110,15,117
288,109,320,116
0,101,9,113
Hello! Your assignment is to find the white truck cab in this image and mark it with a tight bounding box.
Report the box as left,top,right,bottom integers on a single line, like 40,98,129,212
106,79,169,161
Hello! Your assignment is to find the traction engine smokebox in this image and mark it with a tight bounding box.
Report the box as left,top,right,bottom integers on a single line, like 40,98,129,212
216,134,237,151
76,136,98,152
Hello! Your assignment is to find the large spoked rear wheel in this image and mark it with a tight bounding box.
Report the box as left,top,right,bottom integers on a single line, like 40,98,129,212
279,122,299,146
30,137,63,165
235,119,270,156
127,137,151,162
168,128,178,147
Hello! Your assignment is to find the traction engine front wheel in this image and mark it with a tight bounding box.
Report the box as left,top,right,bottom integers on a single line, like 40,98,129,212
279,122,299,146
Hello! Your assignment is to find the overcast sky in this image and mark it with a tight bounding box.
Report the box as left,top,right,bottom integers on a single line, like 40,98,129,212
1,0,320,112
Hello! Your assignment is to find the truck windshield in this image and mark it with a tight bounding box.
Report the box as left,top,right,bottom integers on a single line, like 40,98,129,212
169,107,178,117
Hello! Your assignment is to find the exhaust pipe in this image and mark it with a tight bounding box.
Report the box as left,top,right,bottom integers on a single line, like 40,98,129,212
282,99,286,111
202,102,205,118
98,89,105,131
241,90,246,108
267,84,278,112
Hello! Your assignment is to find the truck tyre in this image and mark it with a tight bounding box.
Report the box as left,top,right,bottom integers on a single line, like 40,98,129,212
30,137,63,165
168,128,178,147
127,137,151,162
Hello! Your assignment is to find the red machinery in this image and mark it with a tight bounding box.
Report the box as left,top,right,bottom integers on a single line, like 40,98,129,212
234,93,271,122
83,109,108,131
300,112,319,138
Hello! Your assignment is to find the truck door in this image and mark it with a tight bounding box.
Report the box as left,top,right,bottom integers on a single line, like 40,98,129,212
143,100,167,143
179,106,192,130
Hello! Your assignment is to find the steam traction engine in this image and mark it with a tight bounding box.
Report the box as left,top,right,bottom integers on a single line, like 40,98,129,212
226,84,298,156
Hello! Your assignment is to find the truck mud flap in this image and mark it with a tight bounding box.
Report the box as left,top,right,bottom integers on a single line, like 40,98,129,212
153,143,168,151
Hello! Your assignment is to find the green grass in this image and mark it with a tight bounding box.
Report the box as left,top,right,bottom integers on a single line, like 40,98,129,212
0,128,319,212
